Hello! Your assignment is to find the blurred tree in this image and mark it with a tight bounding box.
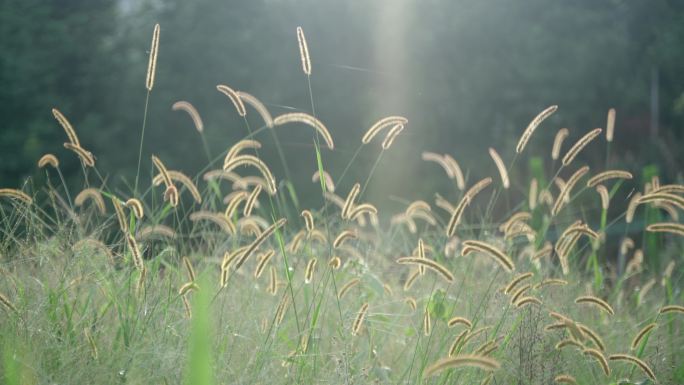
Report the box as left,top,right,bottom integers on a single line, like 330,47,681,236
0,0,122,188
0,0,682,202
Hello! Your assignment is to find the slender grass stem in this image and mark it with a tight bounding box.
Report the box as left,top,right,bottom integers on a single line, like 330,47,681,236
134,91,151,195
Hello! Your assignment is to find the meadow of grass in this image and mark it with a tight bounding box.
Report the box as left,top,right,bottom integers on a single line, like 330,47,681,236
0,25,683,385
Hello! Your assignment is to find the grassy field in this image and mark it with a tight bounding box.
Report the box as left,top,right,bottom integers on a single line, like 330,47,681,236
1,26,683,385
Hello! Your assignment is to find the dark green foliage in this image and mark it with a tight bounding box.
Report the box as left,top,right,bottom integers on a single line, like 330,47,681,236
2,0,684,201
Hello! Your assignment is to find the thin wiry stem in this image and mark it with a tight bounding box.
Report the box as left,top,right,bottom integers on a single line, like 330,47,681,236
360,151,385,197
134,91,151,195
54,166,73,207
200,133,212,163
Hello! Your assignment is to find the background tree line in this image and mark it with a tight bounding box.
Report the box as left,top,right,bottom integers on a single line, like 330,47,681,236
1,0,683,208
